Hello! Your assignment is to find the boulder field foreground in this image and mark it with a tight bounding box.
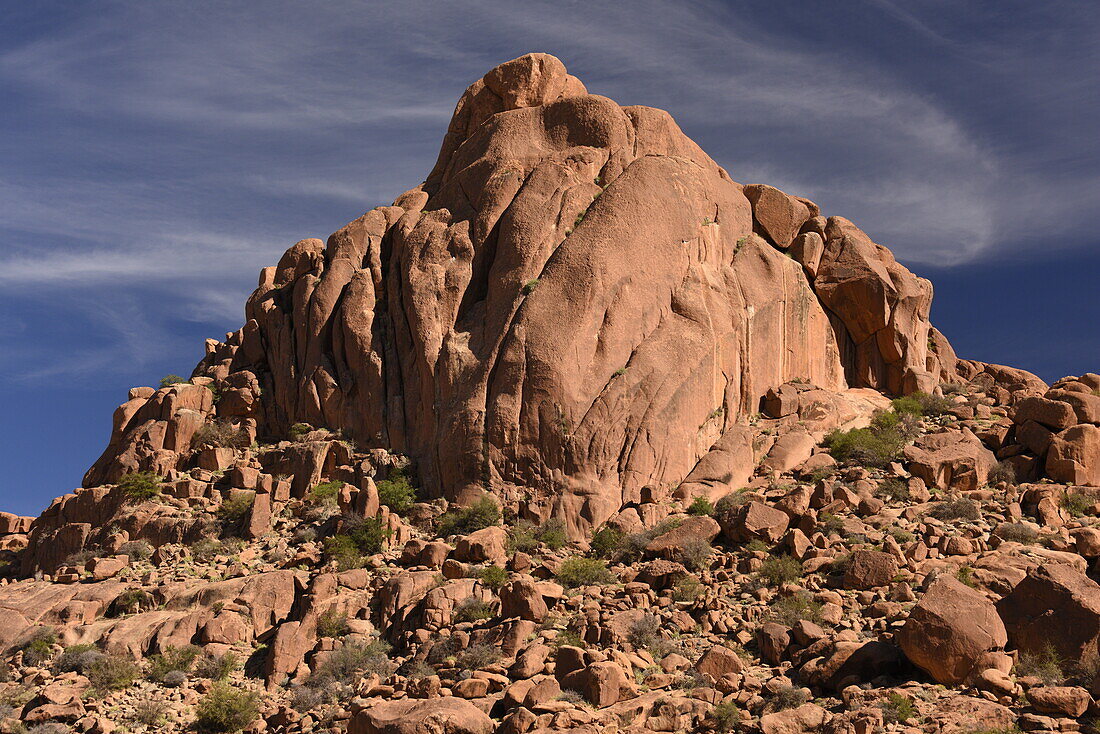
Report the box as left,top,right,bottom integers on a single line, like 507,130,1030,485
2,53,1100,734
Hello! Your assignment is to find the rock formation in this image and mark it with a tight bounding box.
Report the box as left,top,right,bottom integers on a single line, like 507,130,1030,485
1,53,1099,734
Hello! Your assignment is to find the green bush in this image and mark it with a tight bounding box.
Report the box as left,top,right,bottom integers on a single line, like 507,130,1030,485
454,643,499,671
87,655,139,692
309,480,342,506
19,627,57,666
824,423,906,468
288,422,314,439
454,597,494,623
117,471,163,502
159,374,187,388
316,609,350,638
757,555,803,587
891,391,953,417
928,498,981,522
118,540,153,561
191,538,224,563
148,645,201,683
111,589,155,616
314,639,393,684
880,691,916,723
323,516,390,570
556,557,613,588
766,592,822,626
1015,644,1064,685
671,575,704,602
131,699,169,727
769,685,809,711
376,467,417,515
476,565,508,591
218,492,255,528
712,700,742,732
687,496,714,516
589,526,625,559
877,478,910,502
1061,491,1092,518
521,279,539,295
195,682,261,732
507,521,539,553
537,518,569,550
995,522,1038,545
436,496,500,538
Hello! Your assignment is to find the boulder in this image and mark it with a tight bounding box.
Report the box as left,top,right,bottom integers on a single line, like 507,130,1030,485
499,576,549,622
903,429,997,491
743,184,811,248
726,501,789,544
896,575,1007,685
695,644,744,681
349,697,494,734
1026,686,1090,718
997,564,1100,670
1046,424,1100,486
453,527,508,565
842,550,898,590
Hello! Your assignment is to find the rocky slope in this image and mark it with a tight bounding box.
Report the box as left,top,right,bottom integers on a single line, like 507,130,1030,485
1,53,1099,734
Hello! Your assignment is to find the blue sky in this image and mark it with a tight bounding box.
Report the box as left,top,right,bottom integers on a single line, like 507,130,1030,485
1,1,1098,516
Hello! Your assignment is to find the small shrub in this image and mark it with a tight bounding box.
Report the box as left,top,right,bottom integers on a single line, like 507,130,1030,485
880,691,916,724
955,565,977,588
315,639,394,684
712,700,742,732
195,652,240,681
590,527,625,559
1061,491,1092,518
891,391,953,418
769,685,809,711
766,592,822,626
824,423,905,468
996,523,1038,544
316,609,350,638
757,555,802,587
521,279,539,295
988,461,1017,486
687,496,714,516
118,540,153,561
191,538,224,563
672,575,704,602
19,627,57,666
111,588,154,616
455,643,499,671
507,522,539,553
454,597,494,623
477,565,508,591
1015,644,1064,685
217,492,255,529
288,422,314,439
148,645,200,683
194,419,249,449
556,557,613,588
376,467,417,515
87,655,139,692
131,699,169,727
117,471,162,502
195,682,261,733
676,537,713,572
162,669,187,687
627,613,661,649
536,518,569,550
308,480,342,507
714,490,751,527
888,528,915,544
323,516,390,570
557,688,586,706
291,684,328,711
818,513,846,536
436,496,500,537
159,374,187,388
928,498,981,522
55,644,103,674
877,477,910,502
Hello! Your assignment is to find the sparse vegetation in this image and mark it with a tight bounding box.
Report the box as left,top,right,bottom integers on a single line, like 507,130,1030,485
988,460,1017,486
687,496,714,516
195,682,261,732
928,497,981,522
217,492,255,529
824,412,909,468
436,496,501,537
118,540,153,561
995,523,1038,544
521,279,540,295
1061,490,1092,518
376,466,417,515
159,374,187,388
891,391,953,418
86,655,139,692
148,645,200,683
766,592,822,626
195,652,240,681
757,555,803,587
17,627,57,666
455,643,499,671
323,516,390,570
1015,644,1064,685
877,477,910,502
117,471,163,502
454,597,494,623
671,575,704,602
590,526,626,559
55,644,102,674
309,480,342,507
881,691,917,724
712,700,742,732
316,609,350,638
288,422,314,439
676,537,713,571
194,419,250,449
476,565,508,591
556,557,614,588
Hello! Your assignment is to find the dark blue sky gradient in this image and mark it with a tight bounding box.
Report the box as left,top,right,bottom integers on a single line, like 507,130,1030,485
1,1,1098,516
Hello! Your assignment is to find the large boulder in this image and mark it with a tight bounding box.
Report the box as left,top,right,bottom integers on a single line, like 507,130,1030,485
348,697,494,734
896,575,1007,685
996,564,1100,670
1046,424,1100,486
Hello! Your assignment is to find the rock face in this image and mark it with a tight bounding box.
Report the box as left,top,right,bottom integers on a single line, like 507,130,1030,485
83,53,951,536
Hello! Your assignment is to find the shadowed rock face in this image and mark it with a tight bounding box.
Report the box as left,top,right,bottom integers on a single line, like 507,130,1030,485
84,53,950,533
